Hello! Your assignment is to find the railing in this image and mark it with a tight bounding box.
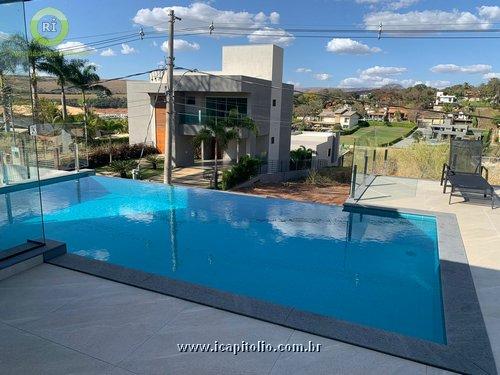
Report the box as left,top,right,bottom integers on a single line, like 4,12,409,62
349,141,500,199
349,143,386,200
1,123,89,186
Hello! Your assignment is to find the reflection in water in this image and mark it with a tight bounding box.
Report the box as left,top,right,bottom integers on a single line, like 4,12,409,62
168,187,178,273
4,176,443,343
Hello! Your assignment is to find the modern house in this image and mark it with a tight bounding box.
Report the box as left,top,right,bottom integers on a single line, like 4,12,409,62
435,91,457,105
127,44,293,168
428,120,482,141
290,131,340,165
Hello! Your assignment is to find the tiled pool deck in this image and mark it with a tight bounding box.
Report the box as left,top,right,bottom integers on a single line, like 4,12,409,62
0,176,498,374
357,176,500,374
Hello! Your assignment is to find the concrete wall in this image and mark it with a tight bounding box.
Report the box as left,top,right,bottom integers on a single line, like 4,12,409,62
222,44,282,82
127,81,163,146
127,44,292,168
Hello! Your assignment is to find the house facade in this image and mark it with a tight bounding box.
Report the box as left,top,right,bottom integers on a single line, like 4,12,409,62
290,131,340,165
318,105,359,129
127,44,293,168
435,91,457,105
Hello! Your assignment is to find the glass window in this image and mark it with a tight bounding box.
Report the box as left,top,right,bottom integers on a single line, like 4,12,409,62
205,97,247,119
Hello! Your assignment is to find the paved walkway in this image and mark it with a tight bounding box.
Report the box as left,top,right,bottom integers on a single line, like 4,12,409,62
357,176,500,373
0,264,449,375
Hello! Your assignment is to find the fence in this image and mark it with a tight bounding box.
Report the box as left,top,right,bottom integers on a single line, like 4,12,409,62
258,158,331,174
0,123,89,186
349,141,500,200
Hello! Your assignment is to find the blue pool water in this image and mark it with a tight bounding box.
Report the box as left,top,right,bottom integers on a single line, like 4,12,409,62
0,176,445,343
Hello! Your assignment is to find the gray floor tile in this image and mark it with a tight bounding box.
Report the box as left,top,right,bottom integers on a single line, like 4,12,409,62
270,330,426,375
119,306,294,375
17,292,193,365
0,322,127,375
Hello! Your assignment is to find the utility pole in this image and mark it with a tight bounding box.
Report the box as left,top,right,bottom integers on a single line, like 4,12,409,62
164,9,180,184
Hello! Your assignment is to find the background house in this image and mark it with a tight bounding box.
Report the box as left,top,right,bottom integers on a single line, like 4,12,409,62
318,105,359,129
127,44,293,168
435,91,457,105
339,110,360,130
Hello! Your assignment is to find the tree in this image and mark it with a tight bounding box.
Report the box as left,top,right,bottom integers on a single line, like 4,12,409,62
194,110,257,189
0,39,20,130
67,62,111,138
8,35,52,122
38,51,73,121
441,103,454,113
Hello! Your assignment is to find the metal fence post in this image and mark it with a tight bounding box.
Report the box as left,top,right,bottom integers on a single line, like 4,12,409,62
372,149,377,175
384,148,388,175
363,151,368,184
350,165,357,198
74,143,80,172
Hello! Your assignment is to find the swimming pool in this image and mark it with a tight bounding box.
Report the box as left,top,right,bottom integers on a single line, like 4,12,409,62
1,175,445,343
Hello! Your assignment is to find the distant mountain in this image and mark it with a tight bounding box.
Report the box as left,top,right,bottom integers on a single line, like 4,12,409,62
7,75,128,95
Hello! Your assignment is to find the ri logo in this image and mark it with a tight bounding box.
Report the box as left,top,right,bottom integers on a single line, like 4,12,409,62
30,7,69,46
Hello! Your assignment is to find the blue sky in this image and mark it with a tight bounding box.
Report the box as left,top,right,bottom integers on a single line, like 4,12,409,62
12,0,500,88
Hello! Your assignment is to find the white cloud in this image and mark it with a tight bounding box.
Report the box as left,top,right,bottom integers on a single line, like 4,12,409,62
478,6,500,21
296,67,312,73
161,39,200,52
362,66,407,76
56,41,96,55
100,48,116,57
483,72,500,80
364,10,491,31
411,80,451,89
356,0,419,10
387,0,419,10
430,64,492,74
326,38,381,55
339,65,409,88
339,76,449,89
247,27,295,47
286,80,300,87
269,11,280,24
314,73,332,81
133,3,281,31
120,43,136,55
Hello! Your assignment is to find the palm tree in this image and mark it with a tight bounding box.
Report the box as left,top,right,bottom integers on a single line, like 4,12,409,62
0,39,20,130
8,35,52,123
67,62,111,124
38,51,73,121
194,110,257,189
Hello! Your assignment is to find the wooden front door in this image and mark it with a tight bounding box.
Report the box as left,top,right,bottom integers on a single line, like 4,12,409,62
155,106,166,153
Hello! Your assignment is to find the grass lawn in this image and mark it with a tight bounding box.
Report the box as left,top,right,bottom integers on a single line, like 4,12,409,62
340,126,412,147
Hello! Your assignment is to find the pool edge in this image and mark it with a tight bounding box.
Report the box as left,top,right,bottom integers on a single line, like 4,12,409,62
47,198,497,375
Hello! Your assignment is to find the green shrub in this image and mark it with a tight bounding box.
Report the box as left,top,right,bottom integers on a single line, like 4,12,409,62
358,120,370,128
146,154,161,170
340,126,360,135
109,160,137,178
88,143,158,168
221,156,261,190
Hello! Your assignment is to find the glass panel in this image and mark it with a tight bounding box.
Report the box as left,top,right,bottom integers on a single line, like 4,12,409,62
0,0,45,252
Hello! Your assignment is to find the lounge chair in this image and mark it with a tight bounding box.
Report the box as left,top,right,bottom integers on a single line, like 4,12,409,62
441,139,496,208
